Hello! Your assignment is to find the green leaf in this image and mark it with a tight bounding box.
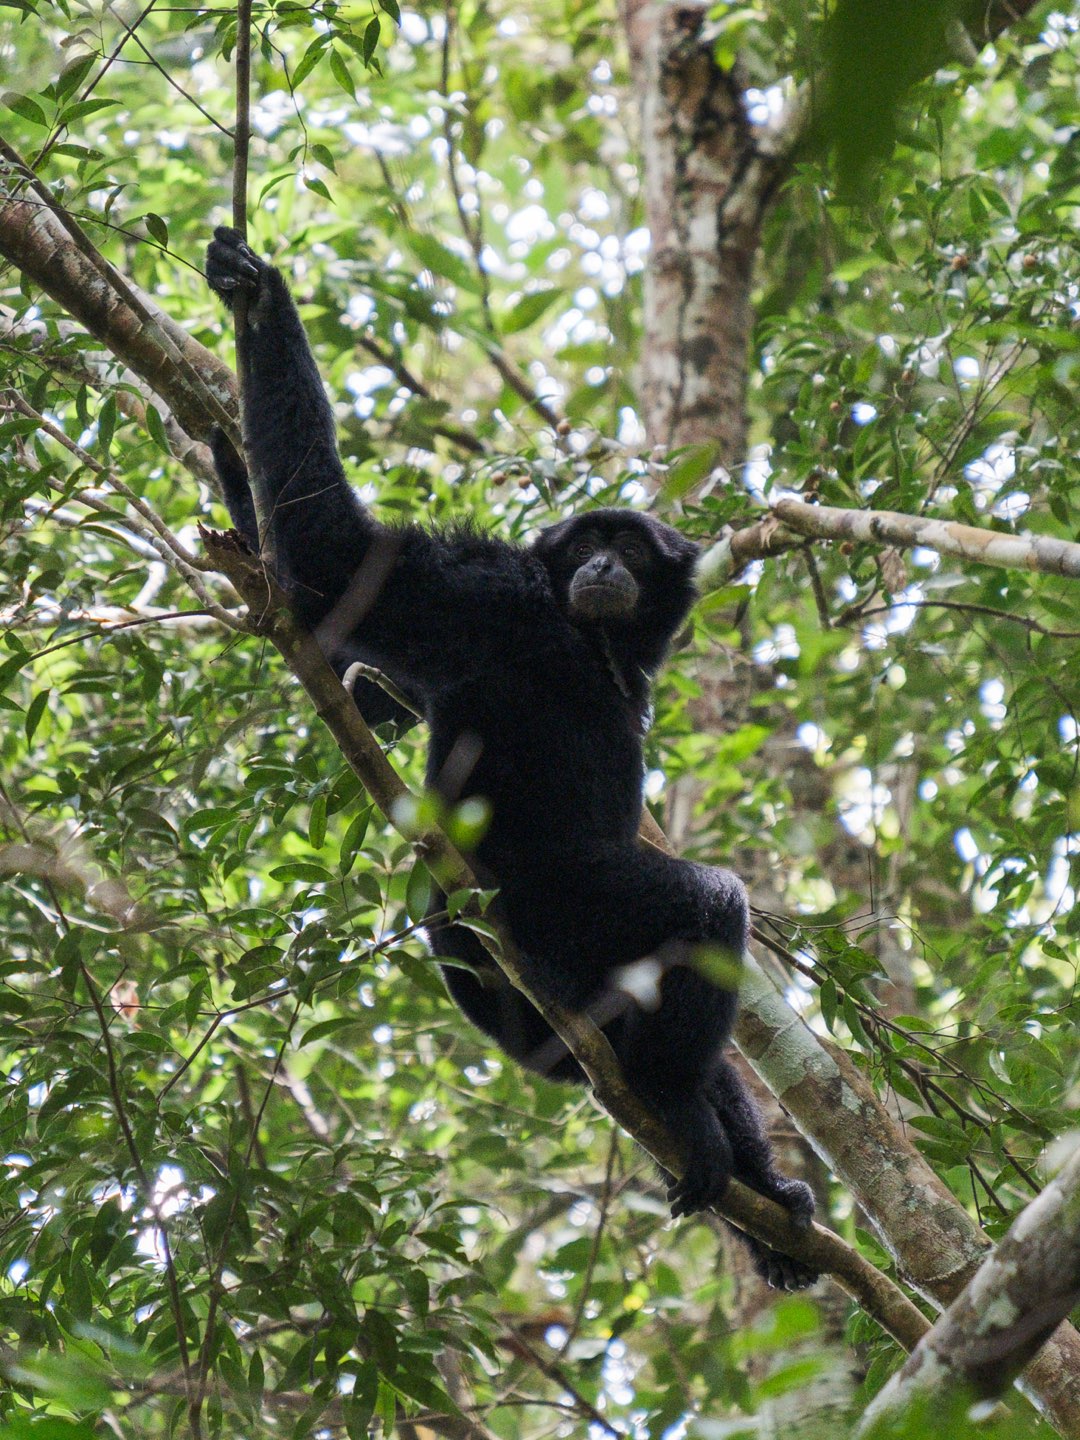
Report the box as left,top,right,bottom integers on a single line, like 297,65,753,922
144,211,168,246
663,443,721,499
3,91,47,126
292,36,329,88
57,96,119,124
376,1377,397,1432
339,805,371,875
248,1348,265,1403
405,859,433,922
97,392,117,455
404,232,483,294
832,254,881,282
88,1196,126,1267
182,805,237,837
392,1365,460,1415
362,15,381,65
819,978,838,1034
456,916,502,949
54,53,95,100
396,950,450,999
500,287,562,335
343,1361,379,1437
270,861,336,884
0,1419,99,1439
0,650,31,694
309,142,337,172
24,688,48,745
308,792,327,849
330,48,356,98
6,1352,111,1410
298,1015,361,1047
144,403,170,453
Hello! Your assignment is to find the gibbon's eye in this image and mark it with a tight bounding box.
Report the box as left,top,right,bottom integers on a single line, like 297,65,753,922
572,541,596,561
619,541,644,564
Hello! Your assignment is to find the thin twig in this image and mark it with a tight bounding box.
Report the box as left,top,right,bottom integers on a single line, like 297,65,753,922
232,0,253,353
440,9,493,329
802,542,832,628
435,8,561,430
500,1324,625,1439
342,658,422,718
104,0,233,137
855,597,1080,640
0,137,241,449
11,612,225,663
0,779,198,1416
6,390,241,626
358,334,486,454
33,0,162,170
193,998,302,1435
482,341,562,430
558,1135,617,1352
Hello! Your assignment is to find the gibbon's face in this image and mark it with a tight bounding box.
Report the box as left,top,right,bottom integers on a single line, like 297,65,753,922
533,510,698,628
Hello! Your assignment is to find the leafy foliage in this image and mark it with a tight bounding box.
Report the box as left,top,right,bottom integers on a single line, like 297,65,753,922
0,1,1078,1436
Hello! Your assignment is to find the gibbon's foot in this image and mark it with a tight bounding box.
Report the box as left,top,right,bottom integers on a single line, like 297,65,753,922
737,1229,820,1291
770,1174,816,1228
665,1154,819,1290
663,1100,735,1219
666,1157,731,1220
741,1174,819,1289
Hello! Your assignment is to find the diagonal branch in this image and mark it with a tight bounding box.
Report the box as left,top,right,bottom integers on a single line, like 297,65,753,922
201,525,923,1344
13,174,1080,1413
0,142,239,451
858,1141,1080,1433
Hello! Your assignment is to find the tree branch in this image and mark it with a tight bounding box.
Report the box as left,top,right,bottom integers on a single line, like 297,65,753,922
0,144,239,451
199,525,924,1344
697,496,1080,595
858,1142,1080,1433
12,183,1080,1413
773,498,1080,581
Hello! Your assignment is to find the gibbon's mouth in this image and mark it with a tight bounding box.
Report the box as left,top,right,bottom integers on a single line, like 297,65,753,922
571,583,637,619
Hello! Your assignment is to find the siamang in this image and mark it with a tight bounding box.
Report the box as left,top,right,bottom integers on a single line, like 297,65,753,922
205,227,817,1288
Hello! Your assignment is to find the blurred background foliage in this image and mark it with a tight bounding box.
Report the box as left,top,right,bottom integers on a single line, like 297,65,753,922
1,0,1079,1435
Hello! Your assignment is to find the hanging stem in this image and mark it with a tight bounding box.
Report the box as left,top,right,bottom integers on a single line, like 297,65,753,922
232,0,253,345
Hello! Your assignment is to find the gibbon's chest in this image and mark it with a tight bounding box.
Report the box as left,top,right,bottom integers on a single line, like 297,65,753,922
425,635,647,839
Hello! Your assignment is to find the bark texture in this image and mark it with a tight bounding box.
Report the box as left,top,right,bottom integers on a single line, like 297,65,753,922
736,952,1080,1435
775,498,1080,580
626,0,776,461
0,178,236,445
858,1143,1080,1434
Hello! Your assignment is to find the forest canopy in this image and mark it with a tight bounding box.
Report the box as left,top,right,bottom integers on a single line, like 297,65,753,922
2,1,1080,1437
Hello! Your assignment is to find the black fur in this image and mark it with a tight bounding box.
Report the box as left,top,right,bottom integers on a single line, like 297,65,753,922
204,227,817,1289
